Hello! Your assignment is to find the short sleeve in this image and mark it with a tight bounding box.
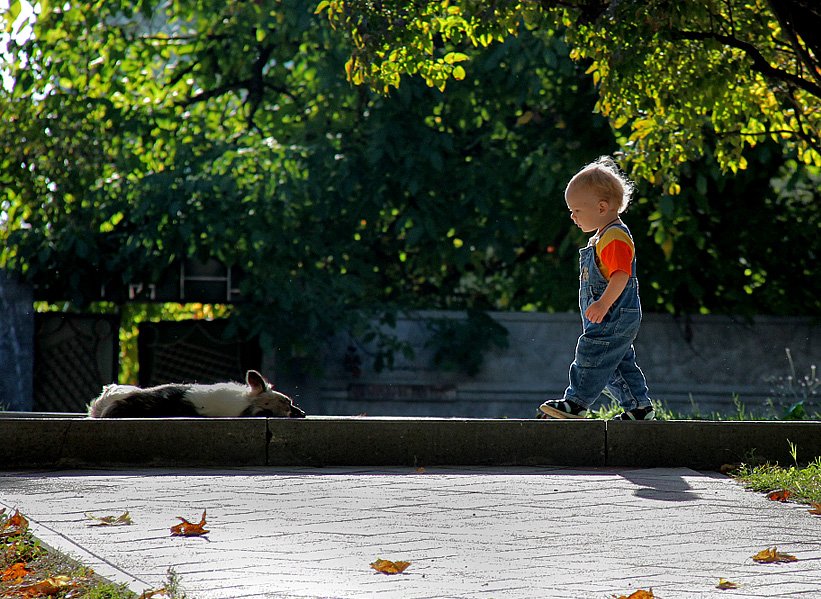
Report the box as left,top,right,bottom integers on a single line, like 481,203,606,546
596,229,634,280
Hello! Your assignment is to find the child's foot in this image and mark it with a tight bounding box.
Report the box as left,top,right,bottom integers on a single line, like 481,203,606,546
610,406,656,421
537,399,588,419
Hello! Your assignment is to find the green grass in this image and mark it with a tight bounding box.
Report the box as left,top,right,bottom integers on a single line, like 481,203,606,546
731,442,821,505
587,395,821,421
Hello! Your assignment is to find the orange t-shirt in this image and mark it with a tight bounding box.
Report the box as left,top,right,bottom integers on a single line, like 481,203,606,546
595,227,634,280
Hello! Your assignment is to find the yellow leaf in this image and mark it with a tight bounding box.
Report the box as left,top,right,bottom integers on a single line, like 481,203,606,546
717,578,739,589
452,65,466,80
752,546,797,563
808,502,821,515
86,510,133,526
370,559,410,574
17,575,77,596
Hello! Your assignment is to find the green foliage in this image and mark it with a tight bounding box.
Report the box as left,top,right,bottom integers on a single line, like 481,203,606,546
320,0,821,184
0,2,614,372
2,0,821,379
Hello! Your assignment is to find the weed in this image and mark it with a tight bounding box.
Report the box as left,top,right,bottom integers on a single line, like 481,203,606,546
733,442,821,504
765,348,821,420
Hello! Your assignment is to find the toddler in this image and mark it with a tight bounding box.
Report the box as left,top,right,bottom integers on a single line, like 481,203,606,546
538,156,654,421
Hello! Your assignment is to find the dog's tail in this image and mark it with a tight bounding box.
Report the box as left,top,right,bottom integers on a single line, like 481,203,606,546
87,384,141,418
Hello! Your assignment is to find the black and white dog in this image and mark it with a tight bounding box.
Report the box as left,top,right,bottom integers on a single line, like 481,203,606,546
88,370,306,419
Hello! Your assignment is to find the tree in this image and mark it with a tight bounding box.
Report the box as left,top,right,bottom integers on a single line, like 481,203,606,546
318,0,821,186
2,0,819,383
0,0,615,371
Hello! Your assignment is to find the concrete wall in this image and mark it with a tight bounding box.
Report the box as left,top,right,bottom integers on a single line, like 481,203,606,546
275,311,821,419
0,275,34,411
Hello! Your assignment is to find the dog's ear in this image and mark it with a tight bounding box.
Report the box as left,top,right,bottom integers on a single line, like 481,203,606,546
246,370,269,395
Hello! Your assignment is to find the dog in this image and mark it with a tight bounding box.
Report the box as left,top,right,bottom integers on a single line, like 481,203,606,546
87,370,306,419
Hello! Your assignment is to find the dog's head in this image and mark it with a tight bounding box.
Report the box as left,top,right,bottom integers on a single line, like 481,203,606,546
243,370,306,418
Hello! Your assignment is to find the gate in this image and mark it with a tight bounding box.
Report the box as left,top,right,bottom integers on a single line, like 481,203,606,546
33,313,119,413
137,320,261,387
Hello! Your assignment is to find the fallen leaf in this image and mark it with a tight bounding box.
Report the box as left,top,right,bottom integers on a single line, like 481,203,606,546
808,502,821,515
15,575,78,596
85,510,133,526
413,468,426,474
370,559,410,574
612,590,655,599
1,562,31,583
171,510,209,536
717,578,739,589
766,490,791,502
719,463,740,475
0,510,29,538
139,588,173,598
752,546,797,563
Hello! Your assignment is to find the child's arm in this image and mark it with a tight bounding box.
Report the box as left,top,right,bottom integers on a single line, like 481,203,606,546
585,270,629,324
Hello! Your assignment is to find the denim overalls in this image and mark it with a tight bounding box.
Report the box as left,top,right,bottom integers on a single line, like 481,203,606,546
564,223,652,411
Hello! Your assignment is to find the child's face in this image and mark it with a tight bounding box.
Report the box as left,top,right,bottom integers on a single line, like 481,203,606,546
565,186,612,233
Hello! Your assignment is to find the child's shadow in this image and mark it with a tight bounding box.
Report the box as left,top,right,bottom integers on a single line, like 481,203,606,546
620,469,700,502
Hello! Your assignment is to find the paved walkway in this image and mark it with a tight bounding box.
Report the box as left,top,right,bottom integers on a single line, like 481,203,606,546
1,467,819,598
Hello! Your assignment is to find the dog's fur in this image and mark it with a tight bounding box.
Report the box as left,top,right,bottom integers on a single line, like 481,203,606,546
87,370,305,419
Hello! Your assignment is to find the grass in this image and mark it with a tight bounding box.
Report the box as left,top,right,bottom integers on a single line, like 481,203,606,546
731,442,821,505
587,395,821,421
0,508,187,598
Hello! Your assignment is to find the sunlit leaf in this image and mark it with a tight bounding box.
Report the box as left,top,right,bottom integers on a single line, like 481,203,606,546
370,559,410,574
766,490,791,502
612,590,654,599
808,502,821,515
752,546,797,563
0,509,29,538
717,578,739,589
171,510,209,537
86,510,133,526
1,562,31,583
15,575,78,595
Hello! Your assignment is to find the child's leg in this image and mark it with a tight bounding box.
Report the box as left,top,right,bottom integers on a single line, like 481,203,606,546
604,345,651,412
564,332,637,410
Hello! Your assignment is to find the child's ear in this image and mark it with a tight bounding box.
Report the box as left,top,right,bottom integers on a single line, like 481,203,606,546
598,200,610,214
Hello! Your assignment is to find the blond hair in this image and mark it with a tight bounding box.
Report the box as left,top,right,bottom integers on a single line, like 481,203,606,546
566,156,634,213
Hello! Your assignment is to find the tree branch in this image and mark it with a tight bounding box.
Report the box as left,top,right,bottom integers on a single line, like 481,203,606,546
672,29,821,100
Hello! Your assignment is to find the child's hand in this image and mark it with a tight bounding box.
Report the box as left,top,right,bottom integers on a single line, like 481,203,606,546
585,300,609,324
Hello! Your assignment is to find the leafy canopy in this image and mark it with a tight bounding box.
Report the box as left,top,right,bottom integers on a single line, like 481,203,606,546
318,0,821,186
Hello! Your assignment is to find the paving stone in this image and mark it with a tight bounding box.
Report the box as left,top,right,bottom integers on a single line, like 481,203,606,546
1,466,820,598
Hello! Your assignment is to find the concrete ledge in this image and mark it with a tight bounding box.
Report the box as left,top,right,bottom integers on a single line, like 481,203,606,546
1,416,820,470
0,418,268,469
267,417,605,467
607,420,821,469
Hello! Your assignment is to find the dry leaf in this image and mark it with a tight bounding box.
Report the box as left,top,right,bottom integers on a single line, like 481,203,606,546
766,490,791,502
1,562,31,583
752,546,797,563
370,559,410,574
808,502,821,515
717,578,739,589
413,468,426,474
139,588,173,598
612,590,655,599
15,575,78,596
86,510,133,526
0,510,29,538
171,510,209,536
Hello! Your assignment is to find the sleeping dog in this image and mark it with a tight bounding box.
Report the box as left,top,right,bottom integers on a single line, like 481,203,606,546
88,370,306,418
